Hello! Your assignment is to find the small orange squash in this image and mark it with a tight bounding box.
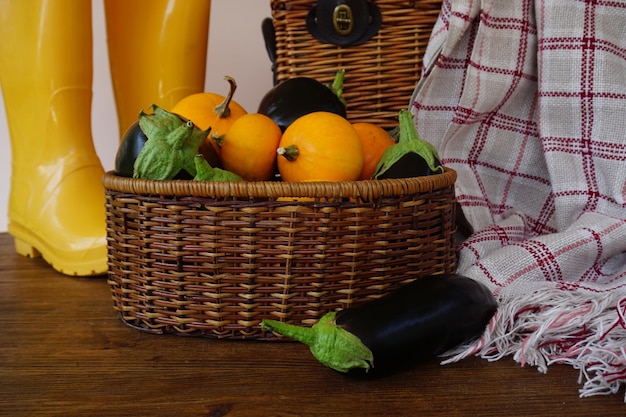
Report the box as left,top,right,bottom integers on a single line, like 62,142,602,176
352,122,395,180
219,113,282,181
171,76,247,158
277,112,363,182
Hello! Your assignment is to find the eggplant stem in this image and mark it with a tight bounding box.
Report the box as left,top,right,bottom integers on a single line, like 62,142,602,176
262,313,374,373
329,69,347,106
262,319,318,346
374,110,443,178
398,109,418,144
212,132,225,149
214,75,237,119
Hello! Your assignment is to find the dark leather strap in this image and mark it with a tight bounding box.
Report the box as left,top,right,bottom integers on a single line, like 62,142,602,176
261,17,278,85
306,0,382,47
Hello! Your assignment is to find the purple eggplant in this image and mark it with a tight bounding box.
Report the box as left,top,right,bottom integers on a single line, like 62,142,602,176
374,110,443,179
261,274,497,376
257,71,347,132
114,121,148,178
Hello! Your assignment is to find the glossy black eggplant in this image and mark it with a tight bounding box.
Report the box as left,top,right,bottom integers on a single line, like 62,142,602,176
257,71,347,132
114,121,148,177
261,274,497,376
375,152,442,179
114,117,203,180
373,109,443,179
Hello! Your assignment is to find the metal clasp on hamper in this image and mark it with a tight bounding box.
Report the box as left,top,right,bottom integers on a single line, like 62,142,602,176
305,0,382,47
333,4,354,35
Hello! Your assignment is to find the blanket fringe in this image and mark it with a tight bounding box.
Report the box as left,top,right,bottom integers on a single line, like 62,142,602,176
441,283,626,401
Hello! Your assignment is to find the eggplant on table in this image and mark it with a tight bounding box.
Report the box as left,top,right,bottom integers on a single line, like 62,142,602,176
262,274,497,377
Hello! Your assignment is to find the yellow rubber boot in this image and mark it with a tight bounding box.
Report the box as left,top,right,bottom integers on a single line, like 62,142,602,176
0,1,107,276
104,0,212,137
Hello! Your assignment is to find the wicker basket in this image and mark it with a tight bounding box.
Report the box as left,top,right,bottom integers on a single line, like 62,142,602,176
270,0,443,129
103,169,457,340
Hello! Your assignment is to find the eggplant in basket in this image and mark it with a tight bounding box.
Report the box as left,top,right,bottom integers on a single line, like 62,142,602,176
262,274,497,377
257,70,347,133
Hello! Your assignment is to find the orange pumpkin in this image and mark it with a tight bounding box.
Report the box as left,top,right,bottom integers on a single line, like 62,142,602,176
277,112,363,182
219,113,282,181
352,122,395,180
171,76,247,157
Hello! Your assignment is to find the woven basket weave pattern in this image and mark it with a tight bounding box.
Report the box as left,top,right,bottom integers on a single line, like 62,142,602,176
271,0,443,128
104,170,457,340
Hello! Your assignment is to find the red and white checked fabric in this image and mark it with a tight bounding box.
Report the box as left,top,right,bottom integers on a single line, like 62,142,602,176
410,0,626,399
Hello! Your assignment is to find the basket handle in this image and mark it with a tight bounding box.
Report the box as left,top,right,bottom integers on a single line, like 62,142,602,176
305,0,382,47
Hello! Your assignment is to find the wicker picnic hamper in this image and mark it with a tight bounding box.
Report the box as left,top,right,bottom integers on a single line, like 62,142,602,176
103,169,457,340
267,0,443,129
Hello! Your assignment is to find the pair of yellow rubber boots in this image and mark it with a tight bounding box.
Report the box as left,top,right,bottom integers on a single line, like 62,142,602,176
0,0,211,276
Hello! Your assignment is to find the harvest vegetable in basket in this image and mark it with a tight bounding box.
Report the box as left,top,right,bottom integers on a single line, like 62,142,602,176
171,75,247,158
258,70,347,132
114,120,148,178
374,110,444,179
114,119,220,179
216,113,283,181
276,111,363,182
124,105,243,182
262,274,497,376
193,154,243,182
132,104,210,180
352,122,395,180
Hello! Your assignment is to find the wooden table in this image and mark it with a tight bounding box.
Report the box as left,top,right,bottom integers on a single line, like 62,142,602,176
0,233,623,416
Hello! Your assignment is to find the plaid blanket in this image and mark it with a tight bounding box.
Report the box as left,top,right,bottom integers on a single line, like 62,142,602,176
410,0,626,400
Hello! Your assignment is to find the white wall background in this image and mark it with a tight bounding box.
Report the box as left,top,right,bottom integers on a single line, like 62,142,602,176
0,0,273,233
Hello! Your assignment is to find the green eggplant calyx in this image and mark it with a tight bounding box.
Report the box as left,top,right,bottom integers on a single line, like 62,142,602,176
261,312,374,373
328,69,347,107
212,132,225,149
373,109,443,179
193,154,243,182
277,144,299,162
133,104,210,180
214,75,237,119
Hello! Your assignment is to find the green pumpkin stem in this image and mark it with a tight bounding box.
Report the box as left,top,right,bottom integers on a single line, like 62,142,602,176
277,144,299,162
214,75,237,119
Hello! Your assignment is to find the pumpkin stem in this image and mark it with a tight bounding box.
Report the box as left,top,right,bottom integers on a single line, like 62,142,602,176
214,75,237,119
277,144,299,161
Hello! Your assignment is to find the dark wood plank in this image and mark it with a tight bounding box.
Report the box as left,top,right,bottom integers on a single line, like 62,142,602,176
0,233,623,416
